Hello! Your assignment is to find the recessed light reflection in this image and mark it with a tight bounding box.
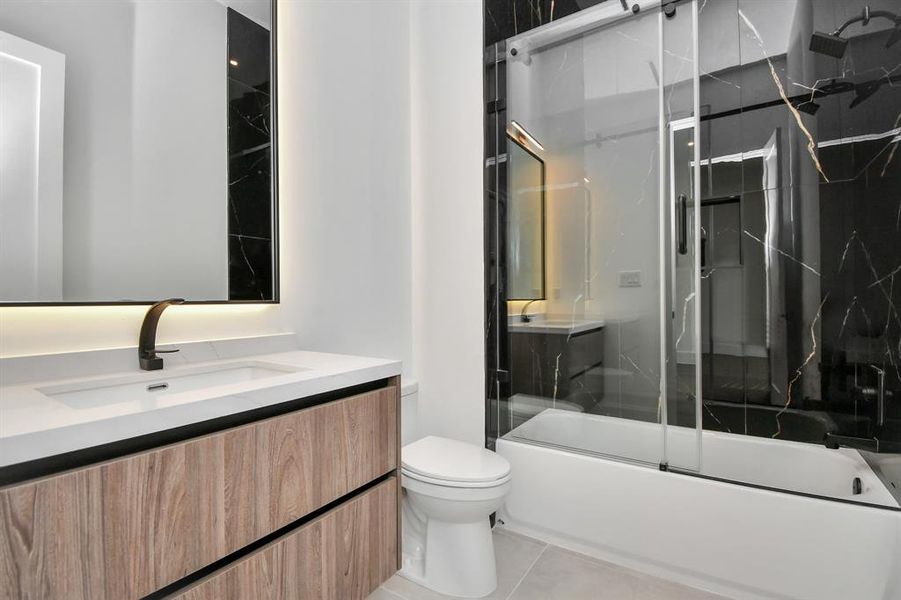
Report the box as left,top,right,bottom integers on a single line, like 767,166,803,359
583,177,591,183
687,141,695,147
229,59,239,67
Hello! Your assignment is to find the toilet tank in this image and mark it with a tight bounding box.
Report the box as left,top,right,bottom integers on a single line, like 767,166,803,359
401,379,419,446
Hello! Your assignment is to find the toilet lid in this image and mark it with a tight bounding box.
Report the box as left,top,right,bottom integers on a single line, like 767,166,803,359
401,436,511,484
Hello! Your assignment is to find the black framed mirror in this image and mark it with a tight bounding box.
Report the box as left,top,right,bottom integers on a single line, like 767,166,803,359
505,134,546,301
0,0,278,305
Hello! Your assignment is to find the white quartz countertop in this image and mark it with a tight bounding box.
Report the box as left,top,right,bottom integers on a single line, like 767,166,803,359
0,344,401,469
508,318,606,335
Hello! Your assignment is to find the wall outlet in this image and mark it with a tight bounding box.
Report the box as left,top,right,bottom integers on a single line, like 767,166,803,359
619,270,641,287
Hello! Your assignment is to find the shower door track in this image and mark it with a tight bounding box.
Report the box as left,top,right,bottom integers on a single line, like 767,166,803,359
505,0,665,59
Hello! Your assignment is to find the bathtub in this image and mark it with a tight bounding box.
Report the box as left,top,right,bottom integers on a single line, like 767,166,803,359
497,409,901,600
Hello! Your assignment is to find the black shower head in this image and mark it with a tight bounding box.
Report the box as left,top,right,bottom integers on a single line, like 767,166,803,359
811,6,901,58
809,31,848,58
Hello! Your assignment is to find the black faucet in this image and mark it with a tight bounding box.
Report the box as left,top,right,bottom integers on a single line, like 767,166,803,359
520,299,539,323
139,298,185,370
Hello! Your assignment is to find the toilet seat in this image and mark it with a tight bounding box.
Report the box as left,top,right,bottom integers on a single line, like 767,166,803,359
402,436,511,486
401,467,512,489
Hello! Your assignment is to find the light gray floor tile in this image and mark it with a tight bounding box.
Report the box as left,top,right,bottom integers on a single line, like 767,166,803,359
380,573,451,600
368,587,405,600
534,546,727,600
373,530,729,600
492,528,549,597
381,528,547,600
508,546,729,600
508,546,646,600
633,577,729,600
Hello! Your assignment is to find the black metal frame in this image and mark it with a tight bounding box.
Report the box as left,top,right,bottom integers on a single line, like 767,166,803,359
1,0,280,307
484,40,510,450
504,133,547,302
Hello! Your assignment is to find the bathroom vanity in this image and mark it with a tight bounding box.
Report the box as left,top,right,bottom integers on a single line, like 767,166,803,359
0,338,402,599
508,318,606,409
0,1,407,594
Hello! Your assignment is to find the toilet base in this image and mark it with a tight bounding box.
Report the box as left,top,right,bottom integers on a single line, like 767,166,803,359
398,442,512,599
401,513,498,598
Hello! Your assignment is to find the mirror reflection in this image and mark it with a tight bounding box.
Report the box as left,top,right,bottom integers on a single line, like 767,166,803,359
0,0,275,303
506,130,545,301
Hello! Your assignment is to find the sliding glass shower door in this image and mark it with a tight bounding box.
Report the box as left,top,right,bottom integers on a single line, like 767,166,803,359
487,0,703,471
488,0,901,509
662,5,702,471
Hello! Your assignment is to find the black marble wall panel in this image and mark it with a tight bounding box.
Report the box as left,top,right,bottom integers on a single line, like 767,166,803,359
695,0,901,451
484,44,508,448
485,0,611,46
227,9,273,301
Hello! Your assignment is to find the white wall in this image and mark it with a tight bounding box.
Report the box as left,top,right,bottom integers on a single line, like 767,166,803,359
0,0,485,448
0,303,283,357
276,0,413,374
410,0,485,446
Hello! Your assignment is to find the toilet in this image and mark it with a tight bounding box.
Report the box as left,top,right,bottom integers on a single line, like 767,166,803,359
399,435,512,598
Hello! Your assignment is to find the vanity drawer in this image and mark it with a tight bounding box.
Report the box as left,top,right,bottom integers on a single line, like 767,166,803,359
0,383,398,600
172,477,398,600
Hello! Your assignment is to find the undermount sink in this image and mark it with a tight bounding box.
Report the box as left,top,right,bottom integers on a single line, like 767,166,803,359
38,361,305,409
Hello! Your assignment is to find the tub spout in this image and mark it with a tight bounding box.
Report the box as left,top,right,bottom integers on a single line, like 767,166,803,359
822,432,877,452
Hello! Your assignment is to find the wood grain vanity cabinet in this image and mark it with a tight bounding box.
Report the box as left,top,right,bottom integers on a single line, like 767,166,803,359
0,377,401,600
172,478,397,600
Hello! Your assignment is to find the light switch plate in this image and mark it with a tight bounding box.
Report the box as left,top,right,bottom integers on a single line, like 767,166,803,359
619,270,641,287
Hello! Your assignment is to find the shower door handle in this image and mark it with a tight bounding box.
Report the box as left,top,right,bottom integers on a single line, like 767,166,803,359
677,194,688,255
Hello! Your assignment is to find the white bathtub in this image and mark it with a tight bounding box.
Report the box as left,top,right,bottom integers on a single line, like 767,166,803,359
498,409,901,600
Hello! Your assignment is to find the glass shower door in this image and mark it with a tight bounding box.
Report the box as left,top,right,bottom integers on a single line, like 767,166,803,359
662,3,702,472
491,0,703,470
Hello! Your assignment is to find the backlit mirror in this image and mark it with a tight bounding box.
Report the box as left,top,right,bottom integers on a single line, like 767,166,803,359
0,0,277,304
506,134,545,301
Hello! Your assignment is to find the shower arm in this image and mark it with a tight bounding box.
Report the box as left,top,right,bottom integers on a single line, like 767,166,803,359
831,7,900,37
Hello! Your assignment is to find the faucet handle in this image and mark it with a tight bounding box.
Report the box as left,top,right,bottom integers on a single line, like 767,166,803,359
138,298,185,371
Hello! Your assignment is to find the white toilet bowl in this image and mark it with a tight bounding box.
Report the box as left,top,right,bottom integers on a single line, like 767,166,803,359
400,436,512,598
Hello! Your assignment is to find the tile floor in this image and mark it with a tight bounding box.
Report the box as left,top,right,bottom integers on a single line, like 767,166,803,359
369,528,729,600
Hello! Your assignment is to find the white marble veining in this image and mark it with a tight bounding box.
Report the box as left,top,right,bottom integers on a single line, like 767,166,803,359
0,334,401,467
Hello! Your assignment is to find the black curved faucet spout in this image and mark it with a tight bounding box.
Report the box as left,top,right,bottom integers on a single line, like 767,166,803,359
139,298,185,370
